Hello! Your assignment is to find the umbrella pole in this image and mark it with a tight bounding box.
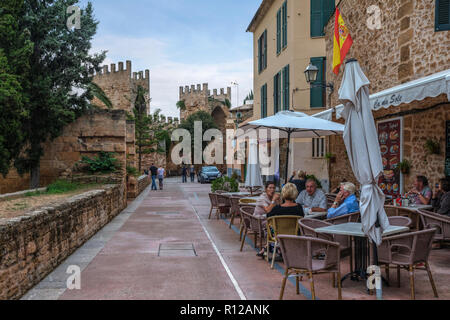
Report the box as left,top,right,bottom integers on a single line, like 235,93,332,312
285,132,291,184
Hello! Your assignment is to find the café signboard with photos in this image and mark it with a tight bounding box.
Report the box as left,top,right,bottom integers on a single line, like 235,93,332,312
377,118,403,197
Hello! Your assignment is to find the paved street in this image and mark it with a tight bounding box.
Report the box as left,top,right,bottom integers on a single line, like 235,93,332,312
22,178,450,300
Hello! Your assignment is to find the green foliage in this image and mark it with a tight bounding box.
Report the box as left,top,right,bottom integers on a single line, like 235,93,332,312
12,0,105,187
243,90,254,104
178,111,218,162
25,180,99,196
0,0,33,176
398,159,411,174
126,165,139,177
424,139,440,155
81,152,120,174
176,100,186,111
306,174,322,189
89,82,113,109
211,176,239,193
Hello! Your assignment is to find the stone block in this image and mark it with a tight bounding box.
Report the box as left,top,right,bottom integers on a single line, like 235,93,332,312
398,62,413,80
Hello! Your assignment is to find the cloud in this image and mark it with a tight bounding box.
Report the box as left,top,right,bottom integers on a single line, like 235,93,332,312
91,35,253,118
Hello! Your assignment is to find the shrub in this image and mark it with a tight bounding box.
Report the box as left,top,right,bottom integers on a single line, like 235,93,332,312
81,152,120,174
126,166,139,177
211,176,239,193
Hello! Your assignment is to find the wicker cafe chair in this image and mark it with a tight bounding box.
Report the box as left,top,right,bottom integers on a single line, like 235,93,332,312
229,196,241,229
388,216,412,228
384,205,421,231
326,193,337,208
277,235,342,300
418,209,450,242
208,193,219,219
325,211,360,225
240,206,264,251
266,216,300,269
299,218,353,285
377,228,438,300
238,198,258,240
215,193,231,219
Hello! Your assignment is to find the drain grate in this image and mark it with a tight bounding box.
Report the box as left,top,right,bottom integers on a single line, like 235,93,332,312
154,212,180,215
158,243,197,257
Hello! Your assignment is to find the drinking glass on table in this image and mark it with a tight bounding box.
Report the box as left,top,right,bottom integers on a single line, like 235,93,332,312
303,206,312,216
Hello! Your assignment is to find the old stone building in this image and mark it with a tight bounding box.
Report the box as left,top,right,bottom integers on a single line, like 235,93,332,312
316,0,450,195
93,60,150,115
179,83,232,132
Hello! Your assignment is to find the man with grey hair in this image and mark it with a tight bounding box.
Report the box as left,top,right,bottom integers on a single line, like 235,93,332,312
295,179,327,214
327,182,360,219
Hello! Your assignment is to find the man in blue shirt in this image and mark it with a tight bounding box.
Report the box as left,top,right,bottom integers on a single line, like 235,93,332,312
327,182,359,219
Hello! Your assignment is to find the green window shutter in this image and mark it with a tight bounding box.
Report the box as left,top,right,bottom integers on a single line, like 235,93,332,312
264,30,268,69
261,84,267,118
282,1,288,48
436,0,450,31
258,35,261,73
283,65,290,110
277,8,282,54
310,0,323,37
310,57,326,108
273,73,282,114
323,0,336,31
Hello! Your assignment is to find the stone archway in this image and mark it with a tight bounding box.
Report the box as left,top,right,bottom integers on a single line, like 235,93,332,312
211,106,228,132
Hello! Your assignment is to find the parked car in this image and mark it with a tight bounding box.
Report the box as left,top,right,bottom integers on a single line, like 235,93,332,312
198,166,222,184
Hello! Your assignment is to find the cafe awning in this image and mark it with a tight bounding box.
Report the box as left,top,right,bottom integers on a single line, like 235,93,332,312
313,68,450,120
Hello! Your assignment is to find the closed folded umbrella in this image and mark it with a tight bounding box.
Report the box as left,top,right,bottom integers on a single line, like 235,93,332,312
245,139,264,194
339,59,390,246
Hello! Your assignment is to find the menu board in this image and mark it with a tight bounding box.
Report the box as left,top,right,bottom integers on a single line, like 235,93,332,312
377,119,401,197
446,121,450,177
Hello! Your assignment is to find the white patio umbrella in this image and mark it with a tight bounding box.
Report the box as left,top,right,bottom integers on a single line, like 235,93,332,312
338,59,390,246
240,111,345,183
245,139,264,194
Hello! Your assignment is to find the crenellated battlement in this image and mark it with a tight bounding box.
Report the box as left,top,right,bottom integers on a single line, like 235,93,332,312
179,83,209,96
93,60,150,81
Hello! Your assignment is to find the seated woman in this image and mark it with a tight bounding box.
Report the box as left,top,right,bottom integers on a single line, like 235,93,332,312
407,175,432,205
332,179,348,194
327,182,359,219
431,178,450,216
267,183,304,218
254,181,281,218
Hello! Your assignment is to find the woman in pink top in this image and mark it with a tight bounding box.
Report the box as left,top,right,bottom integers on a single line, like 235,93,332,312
254,181,280,217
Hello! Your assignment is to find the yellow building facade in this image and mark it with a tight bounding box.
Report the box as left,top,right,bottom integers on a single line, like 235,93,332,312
246,0,337,187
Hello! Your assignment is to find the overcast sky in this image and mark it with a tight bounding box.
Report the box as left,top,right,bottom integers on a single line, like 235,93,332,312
79,0,261,118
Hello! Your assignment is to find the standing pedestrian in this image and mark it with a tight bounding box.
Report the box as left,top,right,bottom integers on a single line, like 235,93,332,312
182,165,187,183
190,165,195,182
149,163,158,191
157,166,165,190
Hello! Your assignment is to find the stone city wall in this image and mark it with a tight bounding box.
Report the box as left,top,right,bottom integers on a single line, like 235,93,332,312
0,184,126,300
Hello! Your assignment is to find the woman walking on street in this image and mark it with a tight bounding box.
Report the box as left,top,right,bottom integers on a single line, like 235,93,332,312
157,166,165,190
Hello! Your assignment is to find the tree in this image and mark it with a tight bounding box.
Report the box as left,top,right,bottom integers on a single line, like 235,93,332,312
0,0,33,176
14,1,106,188
131,86,170,172
178,111,218,163
176,100,186,111
243,90,254,104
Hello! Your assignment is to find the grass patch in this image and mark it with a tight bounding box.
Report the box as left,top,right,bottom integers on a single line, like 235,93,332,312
25,180,101,197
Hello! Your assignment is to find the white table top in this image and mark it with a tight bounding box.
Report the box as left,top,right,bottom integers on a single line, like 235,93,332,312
223,192,253,196
315,222,409,238
304,211,327,219
399,204,433,212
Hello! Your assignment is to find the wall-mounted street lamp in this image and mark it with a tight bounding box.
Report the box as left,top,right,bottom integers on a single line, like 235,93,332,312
304,62,334,108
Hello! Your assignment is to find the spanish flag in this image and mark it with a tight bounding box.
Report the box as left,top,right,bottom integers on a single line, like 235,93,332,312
333,8,353,75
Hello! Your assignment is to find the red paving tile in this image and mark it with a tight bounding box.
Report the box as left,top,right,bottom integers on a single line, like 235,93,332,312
59,180,450,300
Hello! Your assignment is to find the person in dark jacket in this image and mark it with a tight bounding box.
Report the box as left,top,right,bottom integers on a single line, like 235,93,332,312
149,163,158,191
182,165,187,183
267,183,304,218
289,170,307,194
432,178,450,216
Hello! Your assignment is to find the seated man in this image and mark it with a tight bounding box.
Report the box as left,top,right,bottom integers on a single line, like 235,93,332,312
327,182,359,219
296,179,327,214
407,175,432,205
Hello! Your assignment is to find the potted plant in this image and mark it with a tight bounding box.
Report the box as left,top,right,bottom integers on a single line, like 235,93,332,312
325,152,336,163
398,159,411,175
424,139,440,155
